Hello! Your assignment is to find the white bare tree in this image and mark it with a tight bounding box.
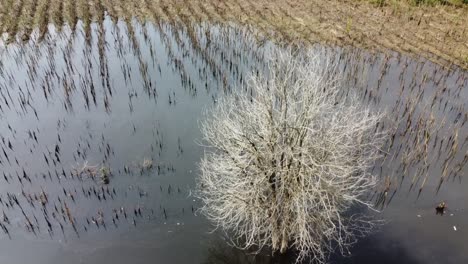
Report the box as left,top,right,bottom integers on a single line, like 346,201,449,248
197,49,386,263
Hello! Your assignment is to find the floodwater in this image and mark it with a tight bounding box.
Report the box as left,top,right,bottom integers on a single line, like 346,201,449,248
0,16,467,264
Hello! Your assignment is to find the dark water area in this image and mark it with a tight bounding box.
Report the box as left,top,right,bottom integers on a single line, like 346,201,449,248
0,16,467,264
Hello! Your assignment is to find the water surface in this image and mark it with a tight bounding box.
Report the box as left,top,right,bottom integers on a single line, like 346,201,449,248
0,17,467,264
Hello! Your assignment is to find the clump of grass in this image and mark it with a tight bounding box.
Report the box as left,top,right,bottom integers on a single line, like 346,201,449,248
100,166,110,184
141,158,153,172
71,161,111,184
346,17,353,35
72,161,99,178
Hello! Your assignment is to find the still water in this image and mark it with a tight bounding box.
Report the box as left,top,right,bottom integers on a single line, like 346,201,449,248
0,16,467,264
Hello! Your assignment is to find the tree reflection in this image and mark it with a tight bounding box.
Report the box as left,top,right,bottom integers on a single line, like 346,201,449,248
203,237,295,264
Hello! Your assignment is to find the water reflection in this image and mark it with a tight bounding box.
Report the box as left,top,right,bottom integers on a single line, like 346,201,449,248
0,14,466,263
203,238,292,264
202,231,423,264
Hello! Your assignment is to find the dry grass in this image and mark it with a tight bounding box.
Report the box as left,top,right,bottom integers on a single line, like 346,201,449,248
0,0,467,69
368,0,468,6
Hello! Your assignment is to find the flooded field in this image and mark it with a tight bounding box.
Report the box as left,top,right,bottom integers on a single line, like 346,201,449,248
0,15,467,264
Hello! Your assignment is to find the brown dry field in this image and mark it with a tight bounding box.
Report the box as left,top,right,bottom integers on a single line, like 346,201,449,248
0,0,467,69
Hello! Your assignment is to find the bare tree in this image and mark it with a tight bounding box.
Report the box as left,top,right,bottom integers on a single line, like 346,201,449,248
197,49,386,263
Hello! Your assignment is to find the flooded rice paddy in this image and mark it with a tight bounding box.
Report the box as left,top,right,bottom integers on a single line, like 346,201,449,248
0,16,467,264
